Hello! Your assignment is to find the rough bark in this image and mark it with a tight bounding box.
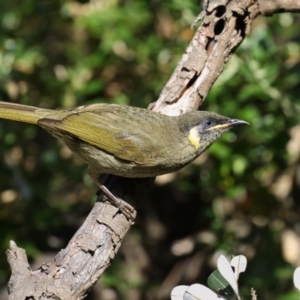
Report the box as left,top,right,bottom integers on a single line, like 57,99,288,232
6,0,300,299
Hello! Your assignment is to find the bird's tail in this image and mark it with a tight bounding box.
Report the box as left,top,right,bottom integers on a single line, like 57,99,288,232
0,101,44,124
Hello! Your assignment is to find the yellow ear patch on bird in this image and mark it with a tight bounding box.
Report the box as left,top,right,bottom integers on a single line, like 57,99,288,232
188,127,200,149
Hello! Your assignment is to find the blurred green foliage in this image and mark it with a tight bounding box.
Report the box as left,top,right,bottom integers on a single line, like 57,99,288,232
0,1,300,299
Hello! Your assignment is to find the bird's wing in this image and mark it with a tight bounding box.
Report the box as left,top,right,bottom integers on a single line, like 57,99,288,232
38,107,164,165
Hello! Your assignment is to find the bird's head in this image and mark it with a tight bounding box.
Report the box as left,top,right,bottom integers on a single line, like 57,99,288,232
179,111,248,154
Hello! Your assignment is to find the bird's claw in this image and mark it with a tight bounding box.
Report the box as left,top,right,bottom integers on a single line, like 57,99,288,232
113,199,136,222
98,184,136,222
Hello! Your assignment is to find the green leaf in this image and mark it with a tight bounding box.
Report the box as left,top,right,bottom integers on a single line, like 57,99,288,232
207,270,236,299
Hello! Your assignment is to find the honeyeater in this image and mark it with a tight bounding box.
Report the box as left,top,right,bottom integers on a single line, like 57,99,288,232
0,101,248,219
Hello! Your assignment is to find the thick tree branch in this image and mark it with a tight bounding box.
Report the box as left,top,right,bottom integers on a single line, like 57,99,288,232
6,0,300,299
152,0,300,115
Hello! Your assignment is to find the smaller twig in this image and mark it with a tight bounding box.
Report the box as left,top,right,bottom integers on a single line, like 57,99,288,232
251,287,258,300
258,0,300,16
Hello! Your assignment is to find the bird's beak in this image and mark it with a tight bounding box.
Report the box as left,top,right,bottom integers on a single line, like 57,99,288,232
226,118,249,127
208,119,249,131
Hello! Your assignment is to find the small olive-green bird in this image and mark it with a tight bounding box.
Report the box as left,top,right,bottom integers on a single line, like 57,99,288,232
0,101,248,218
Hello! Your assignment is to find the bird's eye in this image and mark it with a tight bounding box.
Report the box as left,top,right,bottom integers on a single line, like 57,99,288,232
205,119,212,126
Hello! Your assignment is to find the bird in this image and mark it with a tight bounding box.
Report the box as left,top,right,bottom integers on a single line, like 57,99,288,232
0,101,248,219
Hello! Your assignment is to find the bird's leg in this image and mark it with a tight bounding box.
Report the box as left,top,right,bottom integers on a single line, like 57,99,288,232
88,168,136,222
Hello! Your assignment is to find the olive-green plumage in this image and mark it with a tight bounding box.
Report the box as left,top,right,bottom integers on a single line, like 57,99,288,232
0,101,247,175
0,101,247,218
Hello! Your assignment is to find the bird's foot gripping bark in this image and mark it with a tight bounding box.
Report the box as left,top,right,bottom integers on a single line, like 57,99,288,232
89,168,136,222
98,183,136,222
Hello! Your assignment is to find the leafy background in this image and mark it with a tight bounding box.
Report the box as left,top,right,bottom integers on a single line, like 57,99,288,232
0,1,300,299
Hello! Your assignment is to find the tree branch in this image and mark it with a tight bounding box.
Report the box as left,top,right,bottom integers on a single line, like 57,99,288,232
257,0,300,16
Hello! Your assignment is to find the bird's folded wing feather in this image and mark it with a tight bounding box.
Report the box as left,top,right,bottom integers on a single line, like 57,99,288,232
38,109,161,165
